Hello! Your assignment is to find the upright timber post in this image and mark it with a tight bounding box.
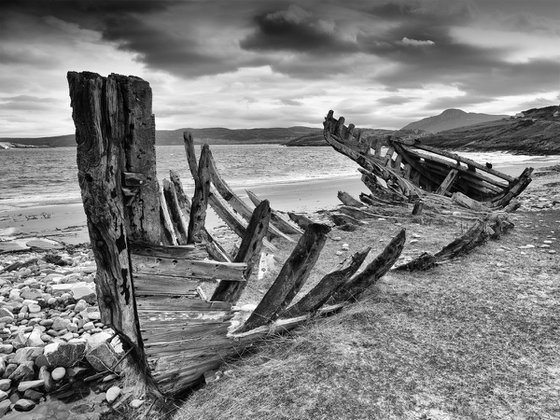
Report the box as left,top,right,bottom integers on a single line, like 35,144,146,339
67,71,161,390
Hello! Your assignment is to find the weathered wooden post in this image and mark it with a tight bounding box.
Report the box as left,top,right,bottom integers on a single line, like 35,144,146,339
67,71,162,388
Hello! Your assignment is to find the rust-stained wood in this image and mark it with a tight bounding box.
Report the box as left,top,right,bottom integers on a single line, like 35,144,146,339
330,229,406,303
211,200,271,303
246,190,303,235
131,254,246,282
337,191,364,208
187,145,211,243
68,71,149,379
236,223,331,333
280,247,370,318
170,170,232,262
436,169,459,195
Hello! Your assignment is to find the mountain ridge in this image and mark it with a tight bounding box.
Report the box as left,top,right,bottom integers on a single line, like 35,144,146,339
401,108,509,133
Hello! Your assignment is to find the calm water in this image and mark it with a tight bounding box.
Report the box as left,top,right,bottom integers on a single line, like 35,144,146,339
0,144,558,213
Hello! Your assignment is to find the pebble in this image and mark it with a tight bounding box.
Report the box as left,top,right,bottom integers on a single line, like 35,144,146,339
105,385,121,404
51,366,66,381
0,379,11,392
14,398,36,412
130,398,144,408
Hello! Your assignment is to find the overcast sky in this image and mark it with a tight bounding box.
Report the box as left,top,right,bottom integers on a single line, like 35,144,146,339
1,0,559,137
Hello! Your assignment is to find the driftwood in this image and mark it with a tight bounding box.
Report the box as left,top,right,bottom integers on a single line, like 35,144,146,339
236,224,331,333
288,212,315,230
395,214,514,271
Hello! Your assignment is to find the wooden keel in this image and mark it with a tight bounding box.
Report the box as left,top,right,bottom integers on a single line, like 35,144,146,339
236,223,331,333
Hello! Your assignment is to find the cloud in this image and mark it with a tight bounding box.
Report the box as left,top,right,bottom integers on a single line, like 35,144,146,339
240,5,357,54
377,95,415,105
399,37,435,46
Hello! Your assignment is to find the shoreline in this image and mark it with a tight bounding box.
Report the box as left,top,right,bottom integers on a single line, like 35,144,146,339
0,175,365,245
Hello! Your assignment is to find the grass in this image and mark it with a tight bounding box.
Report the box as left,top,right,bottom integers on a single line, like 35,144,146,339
171,171,560,420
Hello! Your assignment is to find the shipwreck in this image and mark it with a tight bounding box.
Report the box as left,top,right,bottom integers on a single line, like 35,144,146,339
67,72,406,397
323,110,533,212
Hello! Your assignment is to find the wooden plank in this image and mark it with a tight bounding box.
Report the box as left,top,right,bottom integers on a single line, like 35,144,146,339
246,190,303,235
134,273,202,296
142,322,230,345
330,229,406,303
400,140,515,182
159,186,178,245
137,296,232,312
129,242,208,260
162,179,189,244
187,145,211,243
170,170,232,262
279,247,370,319
236,223,331,333
435,169,459,195
206,151,294,242
67,71,149,381
211,200,271,303
131,254,246,281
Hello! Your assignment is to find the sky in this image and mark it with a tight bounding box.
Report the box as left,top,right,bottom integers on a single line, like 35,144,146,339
0,0,559,137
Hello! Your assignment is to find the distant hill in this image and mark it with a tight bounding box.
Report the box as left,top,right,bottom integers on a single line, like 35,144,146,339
0,127,320,148
286,128,394,146
419,105,560,155
401,108,509,133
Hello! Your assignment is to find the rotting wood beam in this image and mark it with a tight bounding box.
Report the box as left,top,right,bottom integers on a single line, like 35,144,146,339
235,223,331,333
187,145,211,244
279,247,370,319
436,169,459,195
246,190,303,235
211,200,271,303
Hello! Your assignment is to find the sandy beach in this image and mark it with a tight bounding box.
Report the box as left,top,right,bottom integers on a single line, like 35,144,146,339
0,175,365,246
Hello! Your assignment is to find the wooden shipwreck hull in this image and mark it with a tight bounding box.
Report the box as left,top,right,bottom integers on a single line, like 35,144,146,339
323,110,533,210
67,73,405,397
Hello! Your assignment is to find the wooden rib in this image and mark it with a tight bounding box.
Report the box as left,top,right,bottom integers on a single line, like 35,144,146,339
279,247,371,319
490,167,533,208
246,190,303,235
131,254,246,281
187,144,211,243
236,223,331,333
337,191,364,208
330,212,361,227
288,212,315,230
162,179,188,244
398,140,515,182
435,169,459,195
330,229,406,303
183,132,199,182
338,205,398,220
170,170,231,262
205,150,294,242
211,200,271,303
159,186,178,245
134,273,201,296
129,242,208,260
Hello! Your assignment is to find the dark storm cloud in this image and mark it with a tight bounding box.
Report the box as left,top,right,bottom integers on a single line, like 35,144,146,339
240,5,357,53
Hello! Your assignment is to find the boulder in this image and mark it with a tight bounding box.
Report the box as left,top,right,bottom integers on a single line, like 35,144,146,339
43,341,86,368
86,341,120,372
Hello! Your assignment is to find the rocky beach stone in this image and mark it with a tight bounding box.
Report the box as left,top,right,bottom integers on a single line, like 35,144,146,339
26,327,45,347
86,341,120,372
18,379,44,393
14,398,36,411
0,399,10,416
8,361,34,382
0,379,11,391
24,389,44,402
130,399,144,408
105,385,121,404
44,340,86,367
51,366,66,381
39,366,55,392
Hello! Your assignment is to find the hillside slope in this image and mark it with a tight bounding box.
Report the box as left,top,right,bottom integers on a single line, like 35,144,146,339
420,106,560,154
1,127,319,148
401,108,508,133
286,128,394,146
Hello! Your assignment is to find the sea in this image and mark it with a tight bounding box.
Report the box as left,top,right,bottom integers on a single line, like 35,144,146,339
0,144,558,213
